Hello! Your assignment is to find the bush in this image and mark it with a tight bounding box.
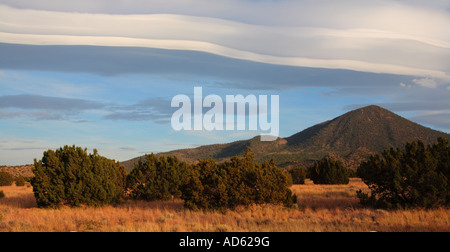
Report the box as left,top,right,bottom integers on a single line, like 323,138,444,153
126,154,189,201
31,145,127,208
181,148,297,210
290,167,306,185
308,158,350,185
0,190,4,199
357,137,449,209
347,169,357,178
15,176,26,187
0,171,14,186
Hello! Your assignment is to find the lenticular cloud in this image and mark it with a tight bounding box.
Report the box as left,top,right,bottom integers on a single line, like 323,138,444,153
0,2,449,82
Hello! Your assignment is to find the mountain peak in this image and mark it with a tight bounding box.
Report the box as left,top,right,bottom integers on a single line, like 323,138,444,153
357,104,385,110
355,104,384,110
286,105,448,153
123,105,449,171
342,105,397,119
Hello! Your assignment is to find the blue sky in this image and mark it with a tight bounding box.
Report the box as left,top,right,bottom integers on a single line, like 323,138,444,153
0,0,449,165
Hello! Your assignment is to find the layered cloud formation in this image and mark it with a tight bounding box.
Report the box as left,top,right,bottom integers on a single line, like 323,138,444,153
1,2,449,82
0,0,449,164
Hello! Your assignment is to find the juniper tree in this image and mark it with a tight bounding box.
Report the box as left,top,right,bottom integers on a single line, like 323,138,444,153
308,158,350,185
181,148,297,210
126,154,189,201
0,171,13,186
15,176,26,187
31,145,126,208
290,167,307,185
357,137,449,209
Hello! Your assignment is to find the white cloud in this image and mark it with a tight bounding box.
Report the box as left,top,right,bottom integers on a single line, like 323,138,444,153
412,78,439,88
400,82,412,88
0,0,449,26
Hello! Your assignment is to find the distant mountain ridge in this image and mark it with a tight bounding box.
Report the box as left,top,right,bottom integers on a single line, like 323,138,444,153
122,105,450,171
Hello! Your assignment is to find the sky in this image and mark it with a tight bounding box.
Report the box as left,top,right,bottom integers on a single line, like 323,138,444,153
0,0,449,165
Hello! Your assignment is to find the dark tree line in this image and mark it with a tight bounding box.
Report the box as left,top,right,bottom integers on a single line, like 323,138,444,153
180,148,296,210
357,137,449,209
30,137,449,210
287,159,352,186
31,146,296,210
308,158,351,185
289,167,306,185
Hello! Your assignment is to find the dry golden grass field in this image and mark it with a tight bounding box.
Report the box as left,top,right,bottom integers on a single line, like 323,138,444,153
0,178,449,232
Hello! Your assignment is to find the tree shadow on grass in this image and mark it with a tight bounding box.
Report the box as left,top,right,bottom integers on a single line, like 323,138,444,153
0,194,37,209
116,199,185,212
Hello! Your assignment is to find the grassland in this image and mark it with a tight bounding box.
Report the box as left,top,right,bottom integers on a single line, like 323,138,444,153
0,178,448,232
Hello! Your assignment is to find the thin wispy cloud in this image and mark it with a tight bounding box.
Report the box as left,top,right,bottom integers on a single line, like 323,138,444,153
0,94,104,121
104,97,174,123
411,112,450,130
119,147,137,151
0,94,103,111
